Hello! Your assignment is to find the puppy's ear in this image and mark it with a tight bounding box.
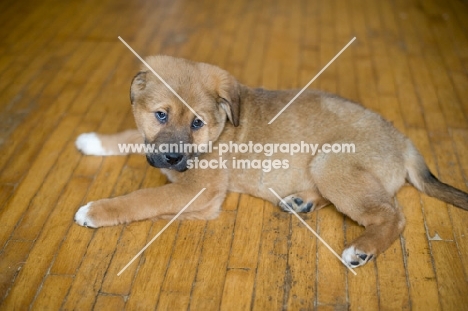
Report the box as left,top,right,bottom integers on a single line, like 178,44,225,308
217,72,241,127
130,71,147,104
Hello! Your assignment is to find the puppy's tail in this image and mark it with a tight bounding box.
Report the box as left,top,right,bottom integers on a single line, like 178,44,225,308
405,141,468,210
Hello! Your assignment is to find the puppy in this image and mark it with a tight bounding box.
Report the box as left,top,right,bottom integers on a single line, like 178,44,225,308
75,55,468,268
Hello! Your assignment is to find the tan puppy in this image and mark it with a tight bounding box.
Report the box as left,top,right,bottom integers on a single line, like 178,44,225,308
75,56,468,268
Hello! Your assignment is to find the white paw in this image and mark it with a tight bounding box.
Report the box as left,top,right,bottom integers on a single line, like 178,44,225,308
342,246,374,268
75,133,108,156
74,202,97,228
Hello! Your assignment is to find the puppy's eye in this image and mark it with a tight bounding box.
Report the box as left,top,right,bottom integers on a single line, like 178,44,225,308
155,111,167,123
191,118,204,130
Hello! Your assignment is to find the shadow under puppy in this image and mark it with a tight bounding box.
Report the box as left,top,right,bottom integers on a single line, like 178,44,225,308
75,55,468,268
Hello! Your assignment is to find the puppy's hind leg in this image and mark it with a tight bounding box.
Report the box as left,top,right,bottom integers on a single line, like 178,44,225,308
75,129,143,156
313,160,405,268
340,200,405,268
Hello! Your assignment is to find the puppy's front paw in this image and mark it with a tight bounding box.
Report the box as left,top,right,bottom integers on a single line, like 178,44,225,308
342,246,374,268
74,202,97,228
75,133,107,156
279,195,314,213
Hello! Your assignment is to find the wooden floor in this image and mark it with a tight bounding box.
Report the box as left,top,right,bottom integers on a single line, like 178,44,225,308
1,0,468,310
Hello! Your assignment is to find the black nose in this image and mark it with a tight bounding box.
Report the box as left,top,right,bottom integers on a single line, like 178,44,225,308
163,153,184,165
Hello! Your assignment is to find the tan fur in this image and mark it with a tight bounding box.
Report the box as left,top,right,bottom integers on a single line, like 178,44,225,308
75,56,468,267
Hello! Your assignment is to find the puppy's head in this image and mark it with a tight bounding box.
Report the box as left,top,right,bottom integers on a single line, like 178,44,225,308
130,56,240,171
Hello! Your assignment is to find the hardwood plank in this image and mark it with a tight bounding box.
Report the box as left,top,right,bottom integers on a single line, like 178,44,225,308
0,185,14,211
66,47,131,117
316,207,347,306
408,56,448,133
98,156,151,296
261,59,279,90
408,11,467,129
0,2,80,102
0,240,32,301
1,40,123,194
240,4,269,87
278,1,301,90
0,1,25,40
1,177,91,309
335,0,358,103
432,131,468,270
48,51,146,278
426,3,463,73
60,226,123,310
11,119,83,241
222,192,240,211
407,129,468,309
220,269,256,311
227,0,254,68
0,126,73,247
50,157,128,275
94,294,126,310
284,213,317,311
155,220,206,310
429,136,468,308
430,242,468,309
452,129,468,187
251,202,289,311
100,221,152,296
217,196,264,310
317,305,348,311
451,72,468,118
317,0,337,95
446,0,468,74
367,8,397,98
189,211,237,311
113,158,168,308
227,195,264,269
378,96,406,134
375,214,411,310
298,0,320,108
398,186,441,311
385,37,425,128
31,275,73,311
125,221,178,310
0,12,119,177
0,0,114,152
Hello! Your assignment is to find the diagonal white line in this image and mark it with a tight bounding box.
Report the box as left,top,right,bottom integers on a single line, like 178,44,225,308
118,36,207,125
268,37,356,124
117,188,207,276
268,187,357,275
